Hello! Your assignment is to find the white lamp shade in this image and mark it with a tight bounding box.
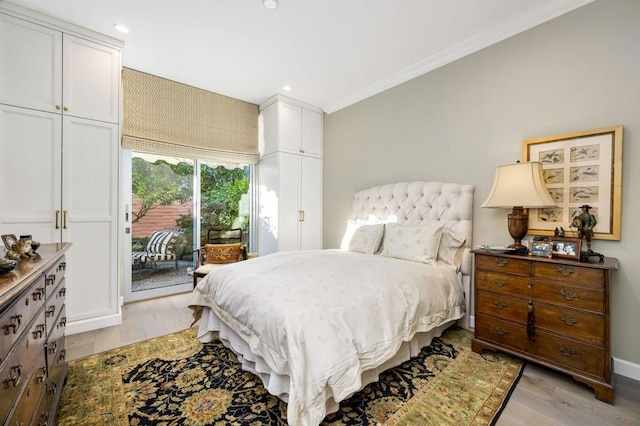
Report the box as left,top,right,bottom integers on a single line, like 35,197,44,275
481,162,556,208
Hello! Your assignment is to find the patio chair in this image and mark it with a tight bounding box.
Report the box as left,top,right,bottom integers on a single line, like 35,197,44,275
132,227,185,270
193,227,246,287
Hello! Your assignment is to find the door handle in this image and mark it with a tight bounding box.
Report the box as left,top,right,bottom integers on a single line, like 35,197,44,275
63,210,68,229
299,210,305,222
55,210,60,229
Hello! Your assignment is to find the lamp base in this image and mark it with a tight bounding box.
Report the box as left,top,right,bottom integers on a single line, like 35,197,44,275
508,207,529,251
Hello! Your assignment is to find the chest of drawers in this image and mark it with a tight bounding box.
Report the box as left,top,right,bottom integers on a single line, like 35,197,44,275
471,250,618,403
1,243,71,425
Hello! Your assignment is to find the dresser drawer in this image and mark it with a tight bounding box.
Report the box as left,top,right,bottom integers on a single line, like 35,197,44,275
46,306,66,372
475,315,533,353
476,255,530,275
5,349,47,426
1,275,46,365
476,291,528,325
532,281,604,313
532,262,604,288
533,304,604,345
44,256,67,300
45,278,66,338
475,270,530,296
532,330,605,378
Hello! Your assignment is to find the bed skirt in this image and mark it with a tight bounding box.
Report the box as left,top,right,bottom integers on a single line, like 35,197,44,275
196,306,455,418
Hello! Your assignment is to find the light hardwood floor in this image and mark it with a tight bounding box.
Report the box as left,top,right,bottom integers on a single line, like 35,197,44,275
66,292,640,425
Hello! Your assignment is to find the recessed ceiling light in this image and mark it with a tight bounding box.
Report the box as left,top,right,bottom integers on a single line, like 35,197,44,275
114,24,129,34
262,0,278,10
283,85,291,91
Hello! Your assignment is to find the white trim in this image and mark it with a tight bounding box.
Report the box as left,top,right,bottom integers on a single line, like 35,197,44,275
322,0,595,114
66,312,122,336
260,94,323,113
613,357,640,381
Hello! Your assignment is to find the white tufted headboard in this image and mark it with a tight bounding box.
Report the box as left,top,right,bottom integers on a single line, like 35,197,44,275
351,181,474,329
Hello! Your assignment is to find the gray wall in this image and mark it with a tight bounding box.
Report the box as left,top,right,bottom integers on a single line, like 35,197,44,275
323,0,640,370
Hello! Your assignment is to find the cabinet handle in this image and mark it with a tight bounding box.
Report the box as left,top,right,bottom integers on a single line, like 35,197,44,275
55,209,60,229
37,366,47,383
560,289,578,301
63,209,68,229
495,326,508,336
560,315,578,326
299,210,305,222
32,323,46,339
557,266,575,276
3,363,23,388
299,148,305,154
492,278,507,287
46,306,56,318
3,314,22,335
55,105,61,110
493,300,507,309
559,345,577,357
63,106,69,111
32,287,45,301
494,258,509,267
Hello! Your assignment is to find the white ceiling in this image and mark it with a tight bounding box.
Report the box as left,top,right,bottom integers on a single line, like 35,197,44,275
5,0,593,113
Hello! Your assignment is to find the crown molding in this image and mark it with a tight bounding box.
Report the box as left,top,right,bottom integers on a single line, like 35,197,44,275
322,0,594,114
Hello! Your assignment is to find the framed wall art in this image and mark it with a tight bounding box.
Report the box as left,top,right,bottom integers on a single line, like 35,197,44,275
522,125,623,241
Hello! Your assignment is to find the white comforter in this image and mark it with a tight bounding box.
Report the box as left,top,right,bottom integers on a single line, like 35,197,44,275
189,249,465,426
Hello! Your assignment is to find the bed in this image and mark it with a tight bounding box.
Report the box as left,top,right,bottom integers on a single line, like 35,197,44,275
189,181,474,426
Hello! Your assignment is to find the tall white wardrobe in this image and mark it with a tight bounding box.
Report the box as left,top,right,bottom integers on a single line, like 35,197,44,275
258,95,323,256
0,4,122,334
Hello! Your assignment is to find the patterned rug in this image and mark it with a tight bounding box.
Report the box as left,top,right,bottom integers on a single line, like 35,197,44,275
57,326,523,425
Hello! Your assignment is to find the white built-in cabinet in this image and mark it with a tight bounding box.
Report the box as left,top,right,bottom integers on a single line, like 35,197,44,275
258,95,323,256
0,6,122,333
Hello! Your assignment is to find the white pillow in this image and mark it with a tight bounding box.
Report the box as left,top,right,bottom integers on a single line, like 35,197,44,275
340,219,362,250
348,224,385,254
437,230,467,270
380,223,443,265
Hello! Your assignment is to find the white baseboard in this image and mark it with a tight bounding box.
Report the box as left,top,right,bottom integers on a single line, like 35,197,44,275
613,357,640,381
66,312,122,335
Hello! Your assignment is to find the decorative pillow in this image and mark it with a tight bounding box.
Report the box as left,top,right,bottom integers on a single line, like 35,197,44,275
340,219,362,250
146,231,175,255
380,223,443,265
437,230,467,270
348,224,385,254
205,243,243,264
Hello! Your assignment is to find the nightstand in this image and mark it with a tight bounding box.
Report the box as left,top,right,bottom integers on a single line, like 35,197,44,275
471,249,618,403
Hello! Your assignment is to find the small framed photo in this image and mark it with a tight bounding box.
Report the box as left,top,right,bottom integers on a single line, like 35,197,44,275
529,241,552,257
2,234,17,249
551,237,582,260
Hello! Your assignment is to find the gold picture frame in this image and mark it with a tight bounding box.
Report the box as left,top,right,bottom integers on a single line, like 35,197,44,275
522,125,623,241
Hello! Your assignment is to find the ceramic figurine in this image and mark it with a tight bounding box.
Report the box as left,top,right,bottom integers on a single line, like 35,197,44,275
5,238,36,260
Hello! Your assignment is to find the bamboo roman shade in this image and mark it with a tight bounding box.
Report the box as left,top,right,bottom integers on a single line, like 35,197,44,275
122,68,259,164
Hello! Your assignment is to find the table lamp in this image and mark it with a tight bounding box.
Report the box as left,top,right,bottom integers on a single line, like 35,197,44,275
481,161,556,251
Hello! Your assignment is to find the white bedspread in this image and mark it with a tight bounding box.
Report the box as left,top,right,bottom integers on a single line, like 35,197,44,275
189,249,465,426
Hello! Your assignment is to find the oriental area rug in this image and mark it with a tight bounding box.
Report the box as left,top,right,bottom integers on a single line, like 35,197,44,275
56,326,523,425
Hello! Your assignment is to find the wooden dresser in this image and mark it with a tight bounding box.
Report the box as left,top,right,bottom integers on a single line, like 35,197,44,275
1,243,71,425
471,249,618,403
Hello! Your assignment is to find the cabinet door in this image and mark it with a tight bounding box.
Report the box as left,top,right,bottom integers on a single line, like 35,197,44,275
300,156,322,250
301,109,322,158
0,13,62,113
62,35,120,123
278,152,302,251
278,103,302,155
62,116,118,322
0,105,61,242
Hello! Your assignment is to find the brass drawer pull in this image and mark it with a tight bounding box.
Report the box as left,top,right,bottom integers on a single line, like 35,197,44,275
32,287,45,301
494,258,509,267
495,326,508,336
3,314,22,335
560,345,577,357
557,266,575,276
32,323,46,339
560,289,578,301
493,300,507,309
560,315,578,326
492,278,507,287
3,363,23,388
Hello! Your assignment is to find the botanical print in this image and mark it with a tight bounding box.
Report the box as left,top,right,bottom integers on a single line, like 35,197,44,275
543,168,564,184
548,188,564,204
536,208,562,223
538,148,564,164
570,144,600,162
570,186,599,203
570,165,599,182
